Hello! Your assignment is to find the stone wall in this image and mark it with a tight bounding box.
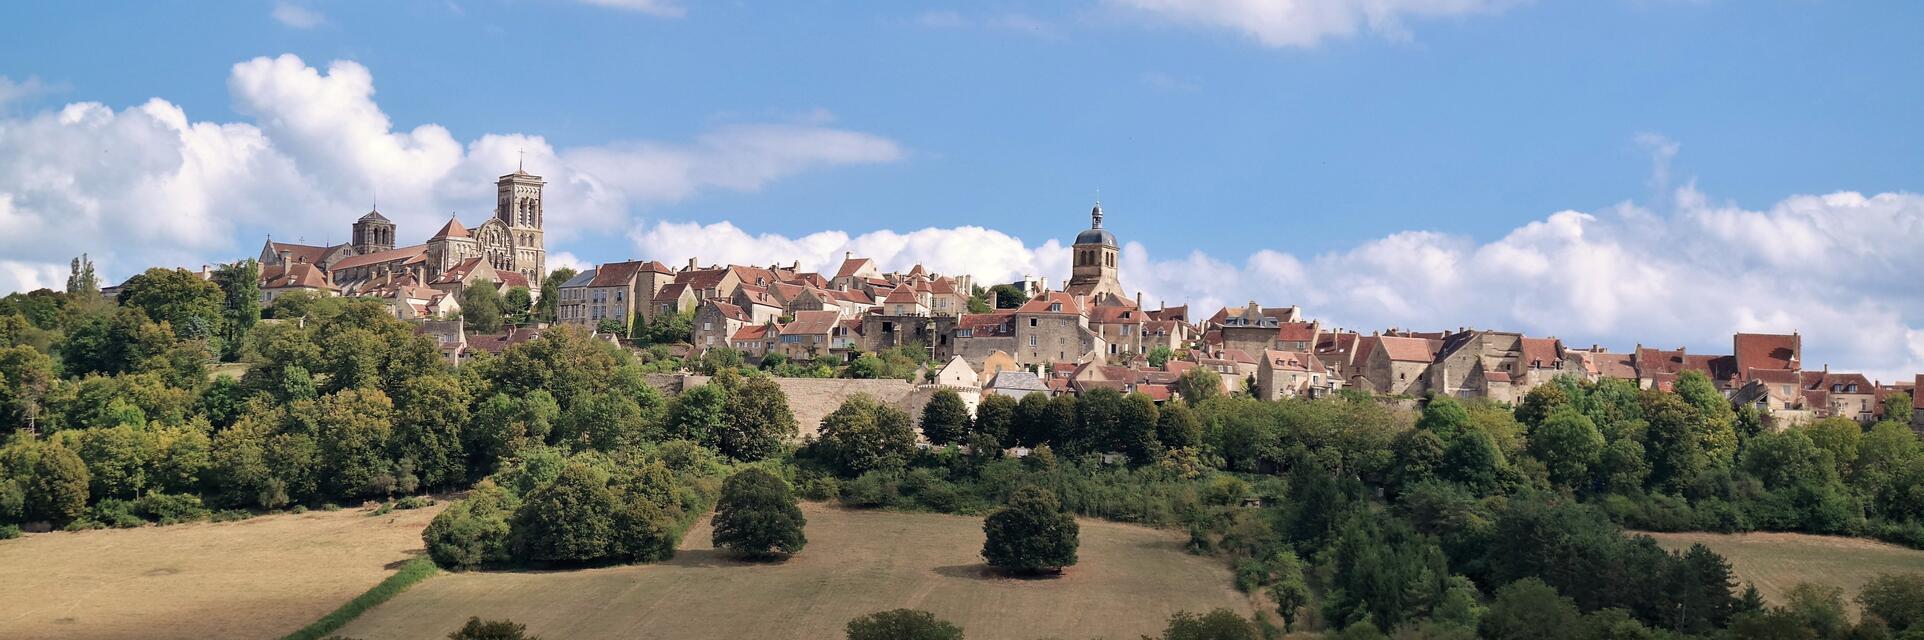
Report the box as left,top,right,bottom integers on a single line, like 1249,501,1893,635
641,373,941,438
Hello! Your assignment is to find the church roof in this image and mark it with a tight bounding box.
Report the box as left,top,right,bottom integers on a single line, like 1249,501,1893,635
357,209,391,224
267,241,330,265
1074,202,1116,246
328,244,427,271
431,217,470,239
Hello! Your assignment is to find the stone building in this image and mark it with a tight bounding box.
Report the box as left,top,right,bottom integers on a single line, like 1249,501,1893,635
1013,292,1104,366
1062,202,1128,305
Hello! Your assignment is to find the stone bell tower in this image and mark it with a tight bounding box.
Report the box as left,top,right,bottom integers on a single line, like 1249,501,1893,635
495,161,547,282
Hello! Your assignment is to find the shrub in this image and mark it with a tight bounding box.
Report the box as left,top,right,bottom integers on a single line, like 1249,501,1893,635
510,465,622,565
0,524,18,540
88,498,144,528
796,473,840,502
841,471,902,509
981,486,1079,574
424,482,517,570
27,443,90,526
395,495,436,510
448,616,539,640
133,492,209,524
845,609,964,640
711,468,807,559
1156,609,1258,640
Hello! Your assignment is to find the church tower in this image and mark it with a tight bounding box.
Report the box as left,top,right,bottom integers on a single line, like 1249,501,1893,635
495,164,547,282
1063,201,1127,304
352,209,395,255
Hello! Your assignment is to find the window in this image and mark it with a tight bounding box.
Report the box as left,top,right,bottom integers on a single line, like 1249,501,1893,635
702,321,712,330
1029,318,1038,327
1049,303,1061,312
1029,336,1038,347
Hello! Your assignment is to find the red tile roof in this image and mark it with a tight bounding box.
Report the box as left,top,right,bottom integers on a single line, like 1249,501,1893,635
430,217,470,239
329,244,428,271
733,324,776,341
1519,337,1561,369
1375,336,1437,362
1734,333,1800,375
957,312,1016,336
260,261,335,291
882,284,921,305
1016,292,1082,315
591,261,647,287
675,268,733,291
1275,321,1318,343
497,271,530,290
654,282,690,302
1147,305,1188,323
834,257,875,279
782,310,840,336
268,241,331,265
708,301,749,322
1088,306,1142,324
1261,349,1319,372
431,257,486,285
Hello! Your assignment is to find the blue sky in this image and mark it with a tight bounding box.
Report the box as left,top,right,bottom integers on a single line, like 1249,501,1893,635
3,1,1924,378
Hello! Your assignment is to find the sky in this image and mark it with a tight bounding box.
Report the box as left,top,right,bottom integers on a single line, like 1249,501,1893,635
2,1,1922,379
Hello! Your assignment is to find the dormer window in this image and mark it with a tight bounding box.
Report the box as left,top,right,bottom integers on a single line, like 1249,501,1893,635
1049,303,1062,312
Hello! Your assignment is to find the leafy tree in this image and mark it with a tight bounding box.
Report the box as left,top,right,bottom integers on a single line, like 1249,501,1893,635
718,373,796,461
511,464,621,565
1147,345,1174,368
844,353,884,379
1389,428,1446,494
117,267,225,348
1781,582,1849,639
556,391,649,452
1418,395,1472,439
988,283,1029,309
462,280,505,333
845,609,964,640
211,259,261,361
469,391,559,466
311,388,399,499
27,442,89,525
1155,399,1202,451
535,268,577,324
501,286,534,325
1118,392,1163,463
1321,514,1452,630
1858,572,1924,634
1156,609,1258,640
1675,371,1740,469
0,345,56,430
1442,428,1506,494
76,425,159,499
665,382,729,447
920,388,971,445
66,254,98,296
1176,367,1222,406
1804,417,1862,481
447,616,539,640
1885,392,1914,427
1643,391,1708,492
981,485,1078,574
1516,382,1572,430
1009,392,1053,448
711,468,806,559
973,393,1017,447
424,481,518,570
392,373,471,489
1598,438,1650,494
1531,407,1605,492
1480,578,1582,640
813,394,916,477
1267,550,1311,632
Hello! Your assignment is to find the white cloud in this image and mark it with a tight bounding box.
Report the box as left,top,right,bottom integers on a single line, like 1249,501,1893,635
271,2,325,29
577,0,685,18
0,54,901,290
0,76,58,109
1106,0,1516,48
630,186,1924,382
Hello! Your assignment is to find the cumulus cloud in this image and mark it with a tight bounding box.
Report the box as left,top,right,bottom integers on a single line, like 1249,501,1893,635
0,76,58,108
0,54,901,292
577,0,685,18
271,2,325,29
631,187,1924,382
1106,0,1516,48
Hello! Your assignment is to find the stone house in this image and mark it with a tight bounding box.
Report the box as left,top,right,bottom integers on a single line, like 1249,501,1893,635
881,285,930,317
931,355,979,389
1013,292,1105,366
1804,369,1877,423
258,260,337,305
974,350,1021,386
831,254,881,291
693,300,750,353
923,277,969,318
732,284,786,325
674,263,743,302
952,312,1019,364
414,319,468,366
778,310,840,360
1089,305,1148,361
652,282,696,319
556,260,650,330
1354,335,1439,396
1256,349,1339,400
730,322,779,359
1210,302,1305,355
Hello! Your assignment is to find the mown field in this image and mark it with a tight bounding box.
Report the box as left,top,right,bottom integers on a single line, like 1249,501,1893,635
1644,530,1924,617
338,503,1257,640
0,504,442,640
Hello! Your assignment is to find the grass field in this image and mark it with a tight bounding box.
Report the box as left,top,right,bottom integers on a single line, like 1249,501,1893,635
338,503,1257,640
0,503,443,640
1644,531,1924,617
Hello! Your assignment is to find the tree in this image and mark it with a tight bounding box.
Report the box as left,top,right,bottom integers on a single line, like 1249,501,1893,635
1531,407,1605,491
0,346,56,431
536,268,576,324
1147,345,1174,369
1442,428,1506,494
211,259,261,361
845,609,964,640
1157,609,1258,640
1176,367,1222,406
665,382,729,447
920,388,971,446
718,374,796,461
424,482,518,570
501,286,534,325
1480,578,1582,640
1516,382,1572,430
462,280,505,333
67,253,98,296
1118,392,1163,463
711,468,806,559
312,388,400,499
973,393,1017,447
392,373,471,489
1267,551,1311,632
556,391,649,452
1156,400,1202,451
1418,395,1472,439
988,283,1029,309
981,485,1078,574
117,267,226,348
511,464,621,565
1885,392,1914,427
448,616,539,640
813,394,917,476
27,443,90,525
1858,573,1924,634
1675,370,1740,469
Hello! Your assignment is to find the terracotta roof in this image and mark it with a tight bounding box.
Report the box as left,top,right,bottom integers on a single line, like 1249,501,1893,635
1806,371,1874,394
1746,367,1800,385
1016,292,1082,315
1578,351,1636,379
1088,306,1142,324
268,241,330,265
834,257,875,279
653,282,690,301
1147,305,1187,323
1275,321,1318,343
639,260,673,275
733,324,776,341
675,268,733,291
1484,369,1512,384
430,217,470,239
468,327,546,355
882,285,922,305
1261,349,1319,372
1144,319,1178,335
1219,349,1256,365
707,301,749,322
329,244,428,271
1520,337,1561,369
1734,333,1800,375
730,266,780,288
927,277,958,295
1375,336,1437,362
260,261,334,291
827,288,873,304
496,272,530,290
431,257,486,285
736,284,782,309
591,261,647,287
783,310,840,336
958,312,1016,336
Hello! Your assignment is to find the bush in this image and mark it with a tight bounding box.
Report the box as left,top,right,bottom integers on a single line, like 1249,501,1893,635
796,473,840,502
711,468,807,559
424,482,517,570
133,492,209,524
395,495,436,510
845,609,964,640
448,616,538,640
0,524,18,540
1156,609,1258,640
841,471,902,509
981,486,1078,574
510,465,623,565
88,498,144,528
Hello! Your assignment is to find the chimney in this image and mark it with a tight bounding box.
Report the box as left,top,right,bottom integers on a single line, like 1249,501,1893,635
1135,291,1143,308
688,257,698,270
278,250,292,264
845,251,852,261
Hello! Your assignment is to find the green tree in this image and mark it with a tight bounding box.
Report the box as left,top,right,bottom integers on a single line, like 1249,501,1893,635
920,388,971,445
424,481,518,570
1858,572,1924,634
1885,392,1914,427
666,382,729,447
1267,550,1311,632
556,391,649,452
462,280,505,332
66,254,98,296
211,259,261,361
718,374,796,461
469,391,559,465
1146,345,1174,368
1516,382,1572,430
447,616,539,640
76,425,159,499
501,286,534,325
1442,428,1506,494
1531,407,1605,491
973,393,1017,447
981,485,1078,574
117,267,226,349
1176,367,1222,406
1157,609,1258,640
1480,578,1583,640
535,268,577,324
1675,371,1740,469
988,283,1028,309
1418,395,1472,439
27,442,90,525
312,388,399,499
1804,417,1862,481
511,464,621,565
1118,391,1163,463
813,394,917,477
845,609,964,640
393,373,471,489
1155,399,1203,451
0,345,56,431
711,468,806,559
1598,438,1650,494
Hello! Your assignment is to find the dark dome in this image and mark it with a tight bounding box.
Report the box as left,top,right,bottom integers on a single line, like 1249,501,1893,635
1075,228,1117,246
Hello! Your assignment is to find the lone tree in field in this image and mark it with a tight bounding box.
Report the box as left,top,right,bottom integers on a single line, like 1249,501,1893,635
711,467,807,559
845,609,964,640
448,616,540,640
981,485,1078,575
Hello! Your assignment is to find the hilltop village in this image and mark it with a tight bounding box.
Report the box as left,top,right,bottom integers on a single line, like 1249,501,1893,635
197,164,1924,433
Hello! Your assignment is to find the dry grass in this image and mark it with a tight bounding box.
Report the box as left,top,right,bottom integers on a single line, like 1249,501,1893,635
209,361,253,381
338,503,1257,640
1643,530,1924,617
0,503,443,640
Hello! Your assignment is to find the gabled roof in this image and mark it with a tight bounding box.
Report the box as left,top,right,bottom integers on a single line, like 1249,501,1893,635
882,285,922,305
267,241,331,265
957,312,1016,336
1734,333,1800,374
1375,336,1438,362
1275,321,1319,343
590,261,647,287
1016,292,1082,315
927,277,959,295
639,260,673,275
653,282,690,301
561,269,598,288
675,268,734,291
1147,305,1188,323
834,257,877,279
736,284,783,309
732,324,777,341
431,257,488,285
987,371,1049,392
1261,349,1321,372
260,261,335,291
782,310,840,336
706,301,749,322
329,244,428,271
497,271,531,290
430,217,470,239
1088,306,1141,324
1519,337,1561,368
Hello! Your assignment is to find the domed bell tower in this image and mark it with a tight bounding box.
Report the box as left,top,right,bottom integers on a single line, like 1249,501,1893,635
1064,201,1125,303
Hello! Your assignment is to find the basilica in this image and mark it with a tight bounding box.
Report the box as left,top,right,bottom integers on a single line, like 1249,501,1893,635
258,166,548,296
